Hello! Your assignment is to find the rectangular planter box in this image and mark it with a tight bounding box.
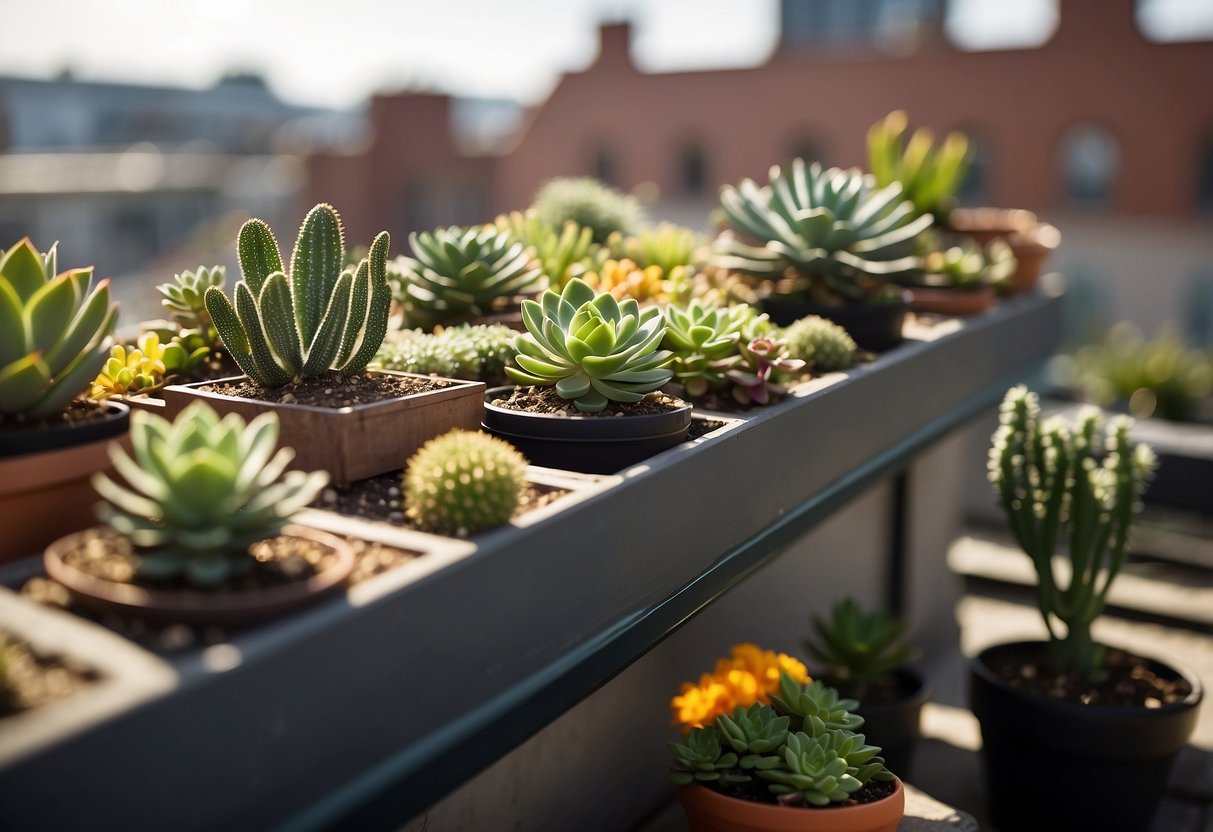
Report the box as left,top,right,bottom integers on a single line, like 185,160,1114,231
161,370,486,483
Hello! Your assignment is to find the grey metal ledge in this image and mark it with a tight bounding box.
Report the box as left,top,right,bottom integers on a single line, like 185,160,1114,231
0,291,1063,832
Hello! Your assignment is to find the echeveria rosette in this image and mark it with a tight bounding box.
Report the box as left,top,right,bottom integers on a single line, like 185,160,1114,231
662,301,771,399
726,336,806,406
91,401,329,587
506,278,674,413
0,239,118,419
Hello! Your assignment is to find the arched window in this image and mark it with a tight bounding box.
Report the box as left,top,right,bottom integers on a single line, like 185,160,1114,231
956,133,990,205
1060,124,1121,209
678,142,709,197
592,142,619,187
1196,132,1213,214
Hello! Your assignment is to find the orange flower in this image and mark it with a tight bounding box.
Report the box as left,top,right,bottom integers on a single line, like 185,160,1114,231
670,643,810,731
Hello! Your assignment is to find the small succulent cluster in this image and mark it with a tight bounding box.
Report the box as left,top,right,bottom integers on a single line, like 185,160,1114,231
506,278,674,413
867,110,971,223
532,176,646,246
495,209,604,290
715,160,932,304
91,332,168,398
668,666,894,808
988,385,1156,677
916,236,1015,290
611,222,705,275
205,203,391,387
0,239,118,419
802,598,917,701
583,258,669,304
403,429,527,536
159,265,224,334
92,401,329,586
780,316,858,372
392,225,543,330
374,324,517,386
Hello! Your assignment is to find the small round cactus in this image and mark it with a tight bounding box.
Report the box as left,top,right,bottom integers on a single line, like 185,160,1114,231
403,430,528,536
782,316,858,372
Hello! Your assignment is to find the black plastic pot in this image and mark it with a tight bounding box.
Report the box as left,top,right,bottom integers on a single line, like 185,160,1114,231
851,667,928,780
758,292,911,352
0,399,130,457
969,641,1203,832
482,386,692,474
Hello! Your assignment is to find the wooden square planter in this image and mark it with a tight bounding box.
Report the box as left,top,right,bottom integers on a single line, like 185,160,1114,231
160,371,485,483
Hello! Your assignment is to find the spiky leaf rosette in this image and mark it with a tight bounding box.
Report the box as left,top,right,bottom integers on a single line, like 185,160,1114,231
204,203,391,387
0,238,119,419
91,401,328,587
506,278,674,413
867,110,970,222
714,160,933,303
781,315,858,372
771,676,865,735
715,704,791,771
802,598,917,699
495,209,604,290
404,429,527,536
392,225,543,330
757,731,864,807
532,177,646,246
157,265,225,332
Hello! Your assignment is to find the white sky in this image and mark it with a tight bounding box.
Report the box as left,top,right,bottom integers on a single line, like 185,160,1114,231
1,0,1210,108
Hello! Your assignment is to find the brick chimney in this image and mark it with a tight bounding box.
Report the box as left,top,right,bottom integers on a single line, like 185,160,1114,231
593,22,635,72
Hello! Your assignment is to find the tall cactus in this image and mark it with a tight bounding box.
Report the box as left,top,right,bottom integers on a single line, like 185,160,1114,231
205,204,391,387
988,386,1156,676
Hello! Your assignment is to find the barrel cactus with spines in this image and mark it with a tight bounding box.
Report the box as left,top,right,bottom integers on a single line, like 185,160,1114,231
715,160,933,303
403,429,527,536
0,239,118,419
204,203,391,387
782,315,858,372
506,278,674,413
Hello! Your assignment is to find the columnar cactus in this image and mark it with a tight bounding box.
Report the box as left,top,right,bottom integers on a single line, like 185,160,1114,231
0,239,118,419
404,429,527,536
781,316,858,372
988,385,1156,676
204,203,390,387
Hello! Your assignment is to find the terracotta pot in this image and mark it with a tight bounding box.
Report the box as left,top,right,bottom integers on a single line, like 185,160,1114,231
676,778,904,832
44,525,354,625
758,293,911,353
0,401,130,564
906,284,996,316
945,208,1060,294
970,640,1203,832
160,370,485,484
482,386,692,474
1006,222,1061,294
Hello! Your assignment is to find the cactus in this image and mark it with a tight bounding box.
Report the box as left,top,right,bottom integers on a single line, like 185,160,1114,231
668,726,750,786
781,315,858,372
867,110,970,222
403,429,527,536
715,704,790,772
715,160,933,304
392,225,543,330
91,332,168,398
158,266,225,333
91,401,329,587
204,203,391,387
506,278,674,413
533,177,645,246
0,239,119,419
771,676,865,735
495,209,604,289
988,386,1156,676
375,324,517,385
802,598,917,701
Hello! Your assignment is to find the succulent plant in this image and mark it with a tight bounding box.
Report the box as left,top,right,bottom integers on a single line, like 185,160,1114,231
158,266,225,333
91,332,167,398
392,225,543,330
715,160,933,304
727,335,806,406
757,730,863,806
781,315,858,372
988,385,1156,676
612,223,705,275
917,237,1015,290
867,110,970,222
495,209,604,289
584,258,669,305
506,278,674,413
374,324,517,386
715,704,790,772
662,301,759,398
668,726,749,786
163,327,220,379
204,203,391,388
0,239,119,419
533,177,646,246
771,676,865,735
802,598,918,701
403,429,527,536
91,401,329,586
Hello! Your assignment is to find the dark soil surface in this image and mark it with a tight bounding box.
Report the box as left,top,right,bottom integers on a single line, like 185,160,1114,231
0,398,113,431
198,371,451,408
711,775,897,807
0,633,100,719
313,471,568,532
985,644,1195,707
490,385,687,417
687,418,728,440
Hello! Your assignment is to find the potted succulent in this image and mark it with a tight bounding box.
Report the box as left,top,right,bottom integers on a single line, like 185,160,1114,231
900,236,1015,316
0,239,126,563
802,598,927,777
669,645,904,832
43,401,351,624
483,277,690,474
532,176,646,247
160,203,485,483
945,208,1060,295
495,209,603,290
714,160,932,352
866,110,970,228
779,315,859,374
972,385,1203,831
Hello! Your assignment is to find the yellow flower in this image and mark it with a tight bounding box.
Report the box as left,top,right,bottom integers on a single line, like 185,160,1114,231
91,332,168,398
670,643,810,731
584,258,668,304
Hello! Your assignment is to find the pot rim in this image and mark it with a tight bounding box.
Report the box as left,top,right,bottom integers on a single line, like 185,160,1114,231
678,775,905,825
0,399,130,458
760,290,913,311
483,385,692,424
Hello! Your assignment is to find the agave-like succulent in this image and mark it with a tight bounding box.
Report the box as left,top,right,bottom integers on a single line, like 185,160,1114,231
92,401,329,586
803,597,918,700
495,209,603,290
204,203,390,388
393,225,543,330
867,110,970,222
506,278,674,413
715,160,933,303
0,239,119,419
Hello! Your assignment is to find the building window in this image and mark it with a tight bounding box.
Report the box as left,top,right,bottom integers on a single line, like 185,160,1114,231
1060,124,1120,210
678,142,709,198
956,133,990,205
592,143,618,187
1197,132,1213,214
